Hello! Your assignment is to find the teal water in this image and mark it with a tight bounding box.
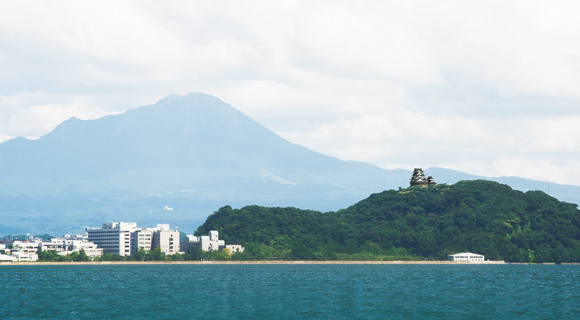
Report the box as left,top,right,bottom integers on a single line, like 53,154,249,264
1,264,579,319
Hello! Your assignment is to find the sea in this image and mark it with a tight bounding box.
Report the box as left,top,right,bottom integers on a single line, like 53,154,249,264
1,264,579,319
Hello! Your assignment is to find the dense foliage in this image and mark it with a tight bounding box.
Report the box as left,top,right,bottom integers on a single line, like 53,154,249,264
196,180,580,262
37,247,90,262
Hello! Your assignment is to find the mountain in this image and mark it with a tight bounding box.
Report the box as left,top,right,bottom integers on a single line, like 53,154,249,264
196,180,580,262
0,92,409,234
1,92,579,235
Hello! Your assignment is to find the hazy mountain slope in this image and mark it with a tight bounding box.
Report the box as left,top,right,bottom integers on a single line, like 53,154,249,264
1,92,578,235
0,93,409,234
425,167,580,206
0,93,407,195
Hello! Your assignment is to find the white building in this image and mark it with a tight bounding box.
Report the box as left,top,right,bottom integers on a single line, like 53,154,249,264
182,230,225,252
8,248,38,262
132,229,155,252
153,228,180,255
182,230,244,253
0,254,16,261
225,244,245,254
448,252,485,262
10,240,41,250
86,222,138,256
41,238,103,258
87,222,180,256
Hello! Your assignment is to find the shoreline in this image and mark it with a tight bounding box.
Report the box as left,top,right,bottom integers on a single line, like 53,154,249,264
0,260,514,266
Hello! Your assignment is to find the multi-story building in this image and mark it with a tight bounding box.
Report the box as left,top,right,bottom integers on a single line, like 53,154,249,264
87,222,180,256
86,222,138,256
132,229,154,252
153,228,180,255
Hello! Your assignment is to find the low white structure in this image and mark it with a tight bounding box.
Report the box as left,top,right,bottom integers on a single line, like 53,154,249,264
225,244,245,254
0,254,16,261
182,230,244,253
448,252,485,262
182,231,225,251
41,238,103,258
10,240,41,250
8,248,38,262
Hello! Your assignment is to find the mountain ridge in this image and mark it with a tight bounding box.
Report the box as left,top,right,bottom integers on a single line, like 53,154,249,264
0,92,579,235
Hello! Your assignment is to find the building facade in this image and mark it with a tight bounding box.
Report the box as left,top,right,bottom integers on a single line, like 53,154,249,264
86,222,137,256
132,229,154,252
41,238,103,258
153,229,180,255
225,244,245,254
87,222,180,256
182,230,243,253
447,252,485,262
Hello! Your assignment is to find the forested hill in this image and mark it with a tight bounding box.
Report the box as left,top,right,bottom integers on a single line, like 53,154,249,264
196,180,580,262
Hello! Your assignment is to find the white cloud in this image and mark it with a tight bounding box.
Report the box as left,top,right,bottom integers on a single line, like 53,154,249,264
1,0,580,186
0,92,120,139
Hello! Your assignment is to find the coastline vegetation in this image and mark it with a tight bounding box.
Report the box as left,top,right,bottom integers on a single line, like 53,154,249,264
11,180,580,263
196,180,580,263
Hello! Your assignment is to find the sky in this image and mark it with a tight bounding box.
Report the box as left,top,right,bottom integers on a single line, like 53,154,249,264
1,1,580,186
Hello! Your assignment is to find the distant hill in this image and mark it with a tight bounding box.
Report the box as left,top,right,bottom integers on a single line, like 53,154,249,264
424,167,580,205
0,92,409,234
1,92,579,235
197,180,580,263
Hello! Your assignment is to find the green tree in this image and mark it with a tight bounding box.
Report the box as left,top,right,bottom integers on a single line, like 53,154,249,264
145,247,164,261
184,248,203,261
77,249,89,261
192,180,580,262
221,248,231,260
129,248,146,261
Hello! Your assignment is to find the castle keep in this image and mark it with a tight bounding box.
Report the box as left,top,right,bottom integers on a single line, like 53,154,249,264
410,168,436,187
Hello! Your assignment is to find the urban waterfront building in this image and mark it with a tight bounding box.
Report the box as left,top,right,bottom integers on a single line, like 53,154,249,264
132,228,154,252
153,228,180,255
86,222,180,256
0,235,102,261
86,222,138,256
0,254,16,261
182,230,244,253
225,244,245,254
4,248,38,261
41,238,103,258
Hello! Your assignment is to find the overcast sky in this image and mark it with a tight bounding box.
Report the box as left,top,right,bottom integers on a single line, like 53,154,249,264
1,1,579,185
